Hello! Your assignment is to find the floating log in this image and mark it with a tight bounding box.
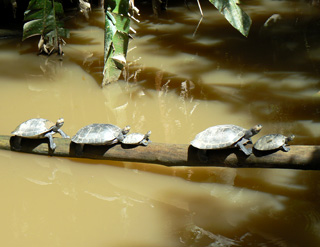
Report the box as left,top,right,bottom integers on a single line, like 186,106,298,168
0,135,319,170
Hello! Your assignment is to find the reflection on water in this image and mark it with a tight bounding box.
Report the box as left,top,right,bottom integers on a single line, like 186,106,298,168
0,0,320,246
1,150,320,246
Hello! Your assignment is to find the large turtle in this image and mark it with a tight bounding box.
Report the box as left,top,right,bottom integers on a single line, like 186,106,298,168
190,124,262,159
71,123,130,154
11,118,69,151
254,134,295,152
122,131,151,146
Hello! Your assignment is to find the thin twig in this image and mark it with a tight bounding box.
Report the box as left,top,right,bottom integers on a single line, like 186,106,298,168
193,16,203,37
196,0,203,16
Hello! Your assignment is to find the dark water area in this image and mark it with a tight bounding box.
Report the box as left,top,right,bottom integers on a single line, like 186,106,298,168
19,0,317,144
127,0,320,145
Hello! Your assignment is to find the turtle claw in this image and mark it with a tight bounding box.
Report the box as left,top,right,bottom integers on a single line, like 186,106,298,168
51,143,57,151
282,145,290,152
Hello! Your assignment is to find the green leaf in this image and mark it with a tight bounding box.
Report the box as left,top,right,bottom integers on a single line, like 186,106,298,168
102,0,130,86
208,0,251,37
22,0,69,55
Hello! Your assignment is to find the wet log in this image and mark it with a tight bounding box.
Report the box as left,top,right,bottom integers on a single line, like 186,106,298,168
0,135,319,170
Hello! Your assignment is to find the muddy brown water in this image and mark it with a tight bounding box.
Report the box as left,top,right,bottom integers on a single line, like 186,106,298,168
0,1,320,246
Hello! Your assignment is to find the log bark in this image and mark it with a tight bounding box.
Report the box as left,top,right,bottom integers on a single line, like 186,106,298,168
0,135,319,170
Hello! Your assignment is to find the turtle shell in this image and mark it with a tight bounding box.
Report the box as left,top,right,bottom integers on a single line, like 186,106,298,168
254,134,287,151
122,131,151,145
71,123,123,145
190,125,246,150
122,133,145,144
11,118,55,138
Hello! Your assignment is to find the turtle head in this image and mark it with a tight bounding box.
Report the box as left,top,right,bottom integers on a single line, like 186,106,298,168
145,130,151,138
251,124,262,135
122,125,131,135
56,118,64,128
245,124,262,139
286,135,295,143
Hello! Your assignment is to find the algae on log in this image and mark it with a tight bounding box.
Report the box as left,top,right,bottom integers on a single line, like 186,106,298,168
0,135,319,170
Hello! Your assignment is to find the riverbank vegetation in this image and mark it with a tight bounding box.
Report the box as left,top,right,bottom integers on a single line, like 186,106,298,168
0,0,252,86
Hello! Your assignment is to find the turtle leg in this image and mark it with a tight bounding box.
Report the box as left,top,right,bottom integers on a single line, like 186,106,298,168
44,132,56,151
282,144,290,152
57,129,70,138
236,139,252,155
140,139,150,146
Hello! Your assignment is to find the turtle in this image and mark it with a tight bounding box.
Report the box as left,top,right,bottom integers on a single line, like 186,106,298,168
254,134,295,152
190,124,262,160
11,118,69,151
71,123,130,154
122,131,151,146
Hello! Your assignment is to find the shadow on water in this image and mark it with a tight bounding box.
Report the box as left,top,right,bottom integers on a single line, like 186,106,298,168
123,63,320,143
132,4,320,76
125,2,320,144
2,2,318,145
159,166,320,246
1,3,318,129
135,1,320,75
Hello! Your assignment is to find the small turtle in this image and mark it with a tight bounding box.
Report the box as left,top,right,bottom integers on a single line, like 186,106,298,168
190,124,262,159
122,131,151,146
71,123,130,154
11,118,69,151
254,134,295,152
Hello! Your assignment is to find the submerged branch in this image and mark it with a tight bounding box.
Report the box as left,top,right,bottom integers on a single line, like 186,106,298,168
0,135,319,170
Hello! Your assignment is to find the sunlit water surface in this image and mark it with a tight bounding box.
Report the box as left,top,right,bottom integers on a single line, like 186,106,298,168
0,1,320,246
